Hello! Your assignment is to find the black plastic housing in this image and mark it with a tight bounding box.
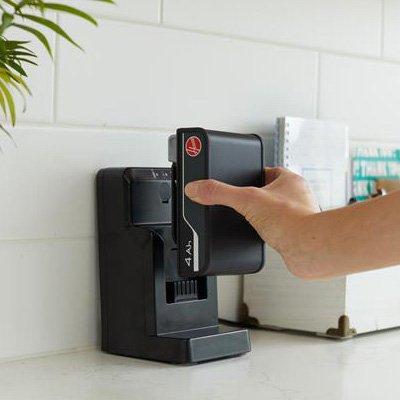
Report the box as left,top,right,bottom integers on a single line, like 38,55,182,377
97,167,251,364
171,128,265,277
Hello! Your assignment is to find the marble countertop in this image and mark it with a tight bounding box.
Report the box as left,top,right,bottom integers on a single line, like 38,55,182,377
1,327,400,400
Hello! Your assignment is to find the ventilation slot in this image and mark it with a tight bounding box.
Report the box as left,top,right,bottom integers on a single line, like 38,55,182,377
166,277,207,303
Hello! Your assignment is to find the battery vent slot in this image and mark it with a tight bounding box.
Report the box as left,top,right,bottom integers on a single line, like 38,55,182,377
166,277,207,303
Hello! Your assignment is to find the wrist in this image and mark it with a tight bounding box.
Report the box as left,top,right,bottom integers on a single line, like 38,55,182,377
276,212,321,280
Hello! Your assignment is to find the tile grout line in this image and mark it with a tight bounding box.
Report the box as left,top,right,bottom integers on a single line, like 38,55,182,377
86,14,400,66
4,120,400,146
0,235,95,245
158,0,164,24
51,12,61,123
380,0,386,59
315,52,322,119
349,138,400,148
160,23,400,66
4,120,174,133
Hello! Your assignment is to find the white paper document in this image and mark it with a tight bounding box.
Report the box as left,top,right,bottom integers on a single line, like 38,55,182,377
275,117,349,210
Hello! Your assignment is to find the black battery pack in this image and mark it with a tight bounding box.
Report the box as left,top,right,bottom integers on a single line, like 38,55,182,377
169,128,265,277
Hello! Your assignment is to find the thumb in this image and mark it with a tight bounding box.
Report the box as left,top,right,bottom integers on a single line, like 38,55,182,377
185,179,256,212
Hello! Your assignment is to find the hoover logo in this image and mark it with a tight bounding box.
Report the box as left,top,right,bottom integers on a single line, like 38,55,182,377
185,136,202,157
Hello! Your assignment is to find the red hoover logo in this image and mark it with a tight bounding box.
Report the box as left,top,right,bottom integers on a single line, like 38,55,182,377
185,136,202,157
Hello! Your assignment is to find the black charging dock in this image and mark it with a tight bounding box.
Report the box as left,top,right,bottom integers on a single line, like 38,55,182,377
96,128,264,364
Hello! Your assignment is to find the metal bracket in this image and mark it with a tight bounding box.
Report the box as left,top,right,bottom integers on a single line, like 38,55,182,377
241,302,260,327
325,315,357,339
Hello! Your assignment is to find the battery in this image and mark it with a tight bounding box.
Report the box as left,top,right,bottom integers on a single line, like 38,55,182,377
170,127,265,277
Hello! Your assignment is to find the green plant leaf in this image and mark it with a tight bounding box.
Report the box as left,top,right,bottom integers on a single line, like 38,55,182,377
17,14,82,50
12,44,36,55
43,3,97,26
1,0,18,8
12,23,52,56
8,51,37,58
0,92,16,144
0,84,8,118
15,57,37,65
0,76,16,125
0,11,13,35
7,78,27,112
3,69,31,94
5,59,27,76
4,40,31,49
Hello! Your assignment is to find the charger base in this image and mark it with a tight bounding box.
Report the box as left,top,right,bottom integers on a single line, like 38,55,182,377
104,326,250,365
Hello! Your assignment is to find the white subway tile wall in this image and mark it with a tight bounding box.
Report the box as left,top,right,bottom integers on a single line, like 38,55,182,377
56,17,317,132
0,127,170,240
1,0,399,360
0,238,96,360
59,0,160,23
384,0,400,60
319,54,400,141
164,0,382,57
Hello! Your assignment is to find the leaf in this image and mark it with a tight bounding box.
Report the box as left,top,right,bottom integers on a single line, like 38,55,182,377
0,77,16,125
0,11,13,35
5,59,27,76
8,51,37,58
0,85,8,118
12,23,52,56
7,78,27,112
17,14,82,50
14,57,37,66
13,45,36,55
1,0,17,7
1,12,13,27
43,3,97,26
4,40,31,49
3,69,31,95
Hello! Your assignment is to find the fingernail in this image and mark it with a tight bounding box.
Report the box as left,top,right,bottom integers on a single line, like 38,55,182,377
185,182,199,198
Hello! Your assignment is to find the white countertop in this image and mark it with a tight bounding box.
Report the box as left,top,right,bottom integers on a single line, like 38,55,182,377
1,327,400,400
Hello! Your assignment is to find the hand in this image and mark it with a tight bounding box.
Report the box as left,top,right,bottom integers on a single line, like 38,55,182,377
184,167,320,275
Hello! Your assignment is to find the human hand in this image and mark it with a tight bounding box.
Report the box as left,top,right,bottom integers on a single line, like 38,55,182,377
184,167,320,265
